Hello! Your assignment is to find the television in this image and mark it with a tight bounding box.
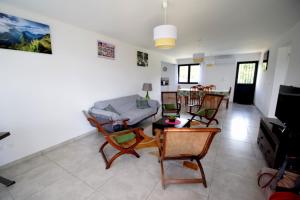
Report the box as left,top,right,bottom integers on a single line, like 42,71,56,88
275,85,300,129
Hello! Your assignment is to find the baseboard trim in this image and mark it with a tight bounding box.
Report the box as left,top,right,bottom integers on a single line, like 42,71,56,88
0,129,98,170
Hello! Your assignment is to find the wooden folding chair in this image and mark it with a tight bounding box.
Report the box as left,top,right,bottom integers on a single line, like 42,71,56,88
187,94,224,127
156,127,221,189
83,111,144,169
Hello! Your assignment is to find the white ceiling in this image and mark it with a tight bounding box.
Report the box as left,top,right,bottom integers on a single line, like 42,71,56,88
2,0,300,58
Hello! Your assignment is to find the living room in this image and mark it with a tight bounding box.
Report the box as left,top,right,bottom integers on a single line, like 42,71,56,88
1,0,300,200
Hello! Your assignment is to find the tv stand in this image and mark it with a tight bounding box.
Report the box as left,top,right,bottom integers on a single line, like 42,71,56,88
268,122,284,131
257,118,287,169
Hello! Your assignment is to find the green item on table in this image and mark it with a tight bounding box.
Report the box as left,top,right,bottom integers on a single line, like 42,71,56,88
114,132,136,144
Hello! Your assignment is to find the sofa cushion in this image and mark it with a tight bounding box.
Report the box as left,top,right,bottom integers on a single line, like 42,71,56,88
136,98,150,109
91,94,159,126
125,108,156,125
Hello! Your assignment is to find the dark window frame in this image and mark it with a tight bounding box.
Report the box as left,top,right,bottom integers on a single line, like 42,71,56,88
178,63,200,84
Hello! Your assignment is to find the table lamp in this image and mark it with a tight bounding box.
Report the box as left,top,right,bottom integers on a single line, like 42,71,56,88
142,83,152,99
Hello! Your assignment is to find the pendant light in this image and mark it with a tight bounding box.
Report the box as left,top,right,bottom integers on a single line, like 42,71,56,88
193,53,205,63
153,0,177,49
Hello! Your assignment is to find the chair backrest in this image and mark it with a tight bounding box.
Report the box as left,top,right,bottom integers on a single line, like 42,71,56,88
83,110,110,137
196,85,203,89
201,94,224,111
190,86,199,99
162,128,220,158
161,92,179,107
224,86,232,100
208,84,216,90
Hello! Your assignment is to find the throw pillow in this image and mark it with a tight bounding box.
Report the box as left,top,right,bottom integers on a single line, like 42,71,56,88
136,98,150,109
103,104,121,115
163,104,176,110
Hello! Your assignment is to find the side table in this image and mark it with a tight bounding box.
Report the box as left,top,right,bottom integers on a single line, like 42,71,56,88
0,132,16,187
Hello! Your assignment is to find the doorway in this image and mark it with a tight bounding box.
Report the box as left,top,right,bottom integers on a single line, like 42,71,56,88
233,61,259,104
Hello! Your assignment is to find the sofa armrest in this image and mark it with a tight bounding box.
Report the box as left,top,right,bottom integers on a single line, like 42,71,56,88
89,107,123,121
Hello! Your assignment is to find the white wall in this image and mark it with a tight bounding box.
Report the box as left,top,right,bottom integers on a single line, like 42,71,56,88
254,20,300,117
268,46,290,117
176,53,261,101
0,4,175,166
161,62,177,92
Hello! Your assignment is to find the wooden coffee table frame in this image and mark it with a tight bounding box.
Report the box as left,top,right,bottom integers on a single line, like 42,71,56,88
152,117,189,136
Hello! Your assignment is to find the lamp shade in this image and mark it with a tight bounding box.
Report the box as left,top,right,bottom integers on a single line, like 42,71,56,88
142,83,152,91
193,53,205,63
153,25,177,49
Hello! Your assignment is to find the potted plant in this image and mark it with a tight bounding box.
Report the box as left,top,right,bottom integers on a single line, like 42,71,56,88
168,115,177,122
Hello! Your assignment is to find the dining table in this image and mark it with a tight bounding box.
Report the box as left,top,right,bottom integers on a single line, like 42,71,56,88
177,88,230,105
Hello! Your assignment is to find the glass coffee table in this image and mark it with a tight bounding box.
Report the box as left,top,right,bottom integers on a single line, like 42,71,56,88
152,117,189,135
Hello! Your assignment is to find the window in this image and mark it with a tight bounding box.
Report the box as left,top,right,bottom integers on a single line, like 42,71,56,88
178,64,200,84
237,63,256,84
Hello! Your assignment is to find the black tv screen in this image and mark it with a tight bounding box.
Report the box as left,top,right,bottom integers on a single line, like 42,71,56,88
275,85,300,127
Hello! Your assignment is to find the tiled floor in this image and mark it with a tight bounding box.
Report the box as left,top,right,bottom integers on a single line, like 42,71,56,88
0,103,266,200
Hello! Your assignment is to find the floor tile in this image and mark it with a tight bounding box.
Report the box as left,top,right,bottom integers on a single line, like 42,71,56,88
86,191,108,200
97,165,159,200
147,181,208,200
1,104,267,200
214,151,264,179
0,156,50,179
209,169,264,200
0,189,14,200
28,173,94,200
8,162,67,200
44,142,96,173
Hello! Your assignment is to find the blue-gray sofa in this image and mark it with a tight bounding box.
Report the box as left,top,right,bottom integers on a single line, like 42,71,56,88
89,94,160,126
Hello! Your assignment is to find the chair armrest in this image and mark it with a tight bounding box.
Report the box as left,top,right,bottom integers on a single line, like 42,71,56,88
83,110,129,129
100,119,129,126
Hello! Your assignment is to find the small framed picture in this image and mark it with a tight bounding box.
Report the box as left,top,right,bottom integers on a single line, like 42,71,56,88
98,40,115,59
262,50,269,71
137,51,148,67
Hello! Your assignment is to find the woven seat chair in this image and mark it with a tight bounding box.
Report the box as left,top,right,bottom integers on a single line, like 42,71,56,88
83,111,144,169
187,94,224,127
207,84,216,90
189,86,201,106
161,91,181,117
156,127,221,189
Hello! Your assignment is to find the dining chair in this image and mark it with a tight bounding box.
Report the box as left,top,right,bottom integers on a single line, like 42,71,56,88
208,84,216,90
222,86,232,109
189,86,201,106
161,91,181,117
156,127,221,189
187,94,224,127
83,111,144,169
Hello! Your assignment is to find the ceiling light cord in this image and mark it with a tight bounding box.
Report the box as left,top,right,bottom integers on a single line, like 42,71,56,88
163,0,167,24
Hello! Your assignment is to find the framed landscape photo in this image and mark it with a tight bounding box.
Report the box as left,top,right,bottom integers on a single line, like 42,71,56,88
137,51,148,67
0,12,52,54
97,40,115,59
